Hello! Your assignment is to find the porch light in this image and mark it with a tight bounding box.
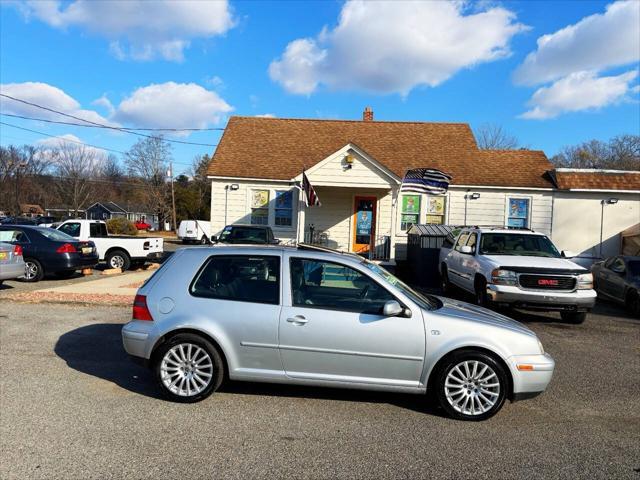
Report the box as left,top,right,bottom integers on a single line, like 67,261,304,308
469,192,481,200
345,154,354,164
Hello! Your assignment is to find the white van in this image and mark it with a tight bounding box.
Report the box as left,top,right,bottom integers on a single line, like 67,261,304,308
178,220,212,244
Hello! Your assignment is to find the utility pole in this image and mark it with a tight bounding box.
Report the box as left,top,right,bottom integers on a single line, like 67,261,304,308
170,162,177,232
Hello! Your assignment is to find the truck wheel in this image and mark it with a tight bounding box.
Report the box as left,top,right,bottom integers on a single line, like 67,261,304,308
474,277,491,308
560,311,587,324
106,250,131,271
200,235,209,245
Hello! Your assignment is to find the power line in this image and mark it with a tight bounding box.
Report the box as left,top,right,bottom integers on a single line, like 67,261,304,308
0,112,224,132
0,93,221,147
0,120,196,168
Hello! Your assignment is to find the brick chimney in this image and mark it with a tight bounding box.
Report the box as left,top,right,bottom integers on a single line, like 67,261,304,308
363,106,374,122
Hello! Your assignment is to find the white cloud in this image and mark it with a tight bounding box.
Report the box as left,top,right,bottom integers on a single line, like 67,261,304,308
255,113,276,118
0,81,115,126
13,0,235,62
1,81,233,135
113,82,233,130
520,70,638,119
514,1,640,86
36,134,107,160
269,0,527,95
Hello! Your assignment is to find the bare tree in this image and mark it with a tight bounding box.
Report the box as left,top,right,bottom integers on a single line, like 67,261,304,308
124,136,172,222
551,134,640,171
0,145,51,214
475,123,519,150
51,143,103,216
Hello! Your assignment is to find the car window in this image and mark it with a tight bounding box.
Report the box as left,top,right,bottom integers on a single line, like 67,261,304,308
466,233,477,252
218,227,268,244
36,228,75,242
627,260,640,277
190,255,280,304
290,258,395,314
89,223,108,237
59,222,81,238
454,232,470,252
0,229,29,243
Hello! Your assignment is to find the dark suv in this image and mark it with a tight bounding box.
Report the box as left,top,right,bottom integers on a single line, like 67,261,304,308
215,225,279,245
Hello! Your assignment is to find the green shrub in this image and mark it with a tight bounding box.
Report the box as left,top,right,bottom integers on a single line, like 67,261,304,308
106,217,138,236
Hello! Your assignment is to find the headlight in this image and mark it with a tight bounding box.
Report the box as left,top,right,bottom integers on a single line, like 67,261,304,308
491,269,517,286
576,272,593,290
537,338,545,354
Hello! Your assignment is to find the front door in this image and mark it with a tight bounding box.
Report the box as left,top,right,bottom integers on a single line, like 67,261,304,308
352,196,376,254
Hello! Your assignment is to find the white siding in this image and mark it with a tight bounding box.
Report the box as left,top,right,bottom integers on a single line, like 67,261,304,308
551,191,640,260
308,149,395,187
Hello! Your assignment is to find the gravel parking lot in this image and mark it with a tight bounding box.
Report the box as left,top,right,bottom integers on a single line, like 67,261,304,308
1,299,638,479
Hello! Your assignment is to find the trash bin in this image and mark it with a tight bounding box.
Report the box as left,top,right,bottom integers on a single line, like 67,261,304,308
407,224,461,288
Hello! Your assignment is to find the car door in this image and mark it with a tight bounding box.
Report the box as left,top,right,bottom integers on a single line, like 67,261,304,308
457,232,479,292
447,231,470,289
601,257,627,301
278,254,425,387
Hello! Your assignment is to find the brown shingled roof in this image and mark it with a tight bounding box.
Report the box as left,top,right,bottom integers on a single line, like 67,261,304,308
554,170,640,191
207,116,553,188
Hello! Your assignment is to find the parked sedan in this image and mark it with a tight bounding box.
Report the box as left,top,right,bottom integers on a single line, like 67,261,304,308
122,244,554,421
0,226,99,282
0,241,25,285
592,256,640,316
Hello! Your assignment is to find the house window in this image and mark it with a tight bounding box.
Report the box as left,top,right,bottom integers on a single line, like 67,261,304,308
400,195,420,231
425,196,446,224
507,197,530,228
250,190,270,225
275,190,293,227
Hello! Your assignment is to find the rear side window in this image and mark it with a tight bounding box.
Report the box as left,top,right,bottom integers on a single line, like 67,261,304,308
59,222,81,237
89,223,108,237
454,232,470,252
190,255,280,304
0,229,29,243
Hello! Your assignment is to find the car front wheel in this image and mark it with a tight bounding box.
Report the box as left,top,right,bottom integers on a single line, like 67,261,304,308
22,258,44,282
154,333,224,403
436,350,508,421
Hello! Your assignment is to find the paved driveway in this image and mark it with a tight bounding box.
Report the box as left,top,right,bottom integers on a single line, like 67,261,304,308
0,301,638,479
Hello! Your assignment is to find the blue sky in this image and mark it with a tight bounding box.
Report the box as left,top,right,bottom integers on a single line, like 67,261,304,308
1,0,639,175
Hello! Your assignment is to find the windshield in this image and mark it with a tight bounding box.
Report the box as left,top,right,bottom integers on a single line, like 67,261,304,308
218,226,268,244
363,260,439,310
479,233,561,258
36,227,77,242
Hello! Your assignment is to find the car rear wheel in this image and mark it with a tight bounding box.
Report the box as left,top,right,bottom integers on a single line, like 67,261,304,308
560,311,587,324
436,350,508,421
106,249,131,271
22,258,44,282
200,235,208,245
154,333,224,403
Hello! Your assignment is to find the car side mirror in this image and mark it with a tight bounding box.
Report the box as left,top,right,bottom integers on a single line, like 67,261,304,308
210,235,218,243
561,250,576,258
460,245,473,254
383,300,404,317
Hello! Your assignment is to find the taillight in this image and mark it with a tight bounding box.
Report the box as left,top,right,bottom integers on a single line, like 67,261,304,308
132,294,153,321
56,243,77,254
13,245,23,256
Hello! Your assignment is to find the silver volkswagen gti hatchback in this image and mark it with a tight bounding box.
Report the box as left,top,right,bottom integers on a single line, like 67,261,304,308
122,244,554,421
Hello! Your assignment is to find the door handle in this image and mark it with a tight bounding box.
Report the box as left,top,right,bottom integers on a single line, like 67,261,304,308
286,315,308,325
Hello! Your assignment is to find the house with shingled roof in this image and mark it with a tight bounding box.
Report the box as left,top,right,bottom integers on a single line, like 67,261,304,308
207,108,639,264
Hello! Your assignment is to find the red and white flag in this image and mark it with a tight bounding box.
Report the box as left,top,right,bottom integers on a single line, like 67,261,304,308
301,170,321,207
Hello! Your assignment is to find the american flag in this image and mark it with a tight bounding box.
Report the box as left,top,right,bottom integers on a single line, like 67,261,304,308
400,168,452,195
302,170,321,207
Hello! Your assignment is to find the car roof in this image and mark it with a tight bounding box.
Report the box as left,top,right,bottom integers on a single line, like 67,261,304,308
225,224,271,229
462,227,542,235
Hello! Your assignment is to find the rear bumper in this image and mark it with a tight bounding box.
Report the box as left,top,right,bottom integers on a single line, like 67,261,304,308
122,320,155,359
48,253,99,272
132,251,163,262
0,262,25,280
487,284,596,311
508,353,555,399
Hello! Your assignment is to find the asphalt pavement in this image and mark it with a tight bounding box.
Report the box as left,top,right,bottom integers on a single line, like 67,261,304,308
0,301,638,479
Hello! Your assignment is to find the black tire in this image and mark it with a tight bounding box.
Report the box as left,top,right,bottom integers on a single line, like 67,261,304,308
435,350,508,421
105,249,131,271
55,270,76,279
625,291,640,317
474,276,491,308
22,258,44,282
560,311,587,324
200,235,209,245
153,333,224,403
441,265,451,295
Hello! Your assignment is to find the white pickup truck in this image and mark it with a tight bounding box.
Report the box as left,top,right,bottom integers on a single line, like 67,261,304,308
56,219,164,270
440,227,596,324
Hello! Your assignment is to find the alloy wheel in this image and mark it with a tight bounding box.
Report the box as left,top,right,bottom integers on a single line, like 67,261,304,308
444,360,500,416
110,255,125,269
24,261,39,280
160,343,214,397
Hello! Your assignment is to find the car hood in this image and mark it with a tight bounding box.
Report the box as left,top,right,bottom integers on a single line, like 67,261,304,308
482,255,587,272
435,296,535,337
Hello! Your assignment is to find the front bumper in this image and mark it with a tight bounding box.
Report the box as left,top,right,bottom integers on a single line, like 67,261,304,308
487,284,596,311
508,353,555,399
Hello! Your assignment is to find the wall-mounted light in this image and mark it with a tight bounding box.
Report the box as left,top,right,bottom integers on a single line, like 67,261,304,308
343,154,354,170
469,192,481,200
227,183,239,191
603,197,618,204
